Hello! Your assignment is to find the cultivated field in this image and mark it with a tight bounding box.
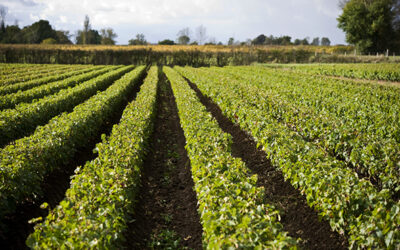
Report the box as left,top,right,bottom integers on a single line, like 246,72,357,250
0,63,399,249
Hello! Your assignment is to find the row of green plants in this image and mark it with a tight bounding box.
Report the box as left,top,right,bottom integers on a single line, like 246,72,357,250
0,64,76,86
176,66,400,249
264,63,400,81
164,67,297,248
0,63,66,79
26,66,156,248
0,66,146,232
0,63,63,77
0,66,109,110
0,65,127,147
0,65,95,95
217,65,400,195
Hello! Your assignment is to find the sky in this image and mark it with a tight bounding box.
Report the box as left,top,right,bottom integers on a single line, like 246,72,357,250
0,0,347,45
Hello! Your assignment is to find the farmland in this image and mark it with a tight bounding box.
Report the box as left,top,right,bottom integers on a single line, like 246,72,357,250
0,63,399,249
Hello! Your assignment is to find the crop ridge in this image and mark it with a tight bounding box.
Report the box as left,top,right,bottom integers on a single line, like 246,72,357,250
126,69,203,249
0,67,149,249
185,76,348,250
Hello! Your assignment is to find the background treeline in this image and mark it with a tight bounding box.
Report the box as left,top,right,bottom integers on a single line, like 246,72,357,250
0,6,333,48
0,14,117,45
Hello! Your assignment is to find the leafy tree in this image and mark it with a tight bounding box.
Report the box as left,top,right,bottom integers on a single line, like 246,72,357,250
82,15,90,45
158,39,175,45
100,28,117,45
128,33,147,45
55,30,72,44
177,27,191,45
321,37,331,46
338,0,399,53
22,20,57,44
311,37,320,46
1,25,23,43
0,6,7,34
41,38,57,44
76,29,101,44
195,25,207,45
177,35,190,45
227,37,235,45
252,34,266,45
280,36,292,45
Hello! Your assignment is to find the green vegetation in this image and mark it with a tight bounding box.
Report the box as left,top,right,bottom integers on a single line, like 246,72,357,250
0,65,128,146
338,0,400,53
164,67,296,248
26,66,154,248
176,65,400,249
0,63,399,248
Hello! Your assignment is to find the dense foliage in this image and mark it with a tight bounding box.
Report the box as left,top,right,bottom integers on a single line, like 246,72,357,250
0,66,143,229
164,67,297,248
26,66,154,248
176,65,400,249
0,63,399,248
0,65,126,147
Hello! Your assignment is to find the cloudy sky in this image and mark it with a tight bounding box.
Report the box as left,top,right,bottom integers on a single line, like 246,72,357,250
0,0,347,45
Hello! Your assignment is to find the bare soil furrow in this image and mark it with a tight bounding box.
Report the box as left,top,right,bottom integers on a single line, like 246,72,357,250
126,70,202,249
186,78,348,250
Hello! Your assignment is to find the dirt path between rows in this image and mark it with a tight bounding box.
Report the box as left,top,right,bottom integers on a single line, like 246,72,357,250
186,78,348,250
126,70,202,249
0,69,148,250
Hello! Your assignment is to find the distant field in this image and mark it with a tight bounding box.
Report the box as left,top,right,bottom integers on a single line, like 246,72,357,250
3,44,398,65
0,63,399,249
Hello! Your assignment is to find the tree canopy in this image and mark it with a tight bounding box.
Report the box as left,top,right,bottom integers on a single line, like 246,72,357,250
337,0,400,53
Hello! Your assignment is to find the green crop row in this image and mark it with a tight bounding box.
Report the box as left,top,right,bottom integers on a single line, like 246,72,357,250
0,63,65,79
0,66,112,110
0,64,77,86
164,67,297,249
0,66,146,228
0,65,127,147
0,63,57,76
26,66,156,249
206,65,400,196
176,66,400,249
0,65,99,96
265,63,400,82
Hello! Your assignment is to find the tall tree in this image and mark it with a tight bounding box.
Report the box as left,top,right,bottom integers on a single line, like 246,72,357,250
83,15,91,45
311,37,320,45
0,6,6,33
100,28,117,45
195,25,207,45
76,29,101,44
128,33,147,45
338,0,399,53
22,20,57,44
252,34,266,45
56,30,72,44
321,37,331,46
177,27,191,45
227,37,235,45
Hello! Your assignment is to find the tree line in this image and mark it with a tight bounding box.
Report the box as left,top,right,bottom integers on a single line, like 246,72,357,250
0,7,333,47
0,10,118,45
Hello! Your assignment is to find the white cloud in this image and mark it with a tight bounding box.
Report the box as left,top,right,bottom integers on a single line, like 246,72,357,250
1,0,346,44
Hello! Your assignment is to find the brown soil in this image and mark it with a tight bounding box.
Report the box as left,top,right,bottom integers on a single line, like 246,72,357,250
186,78,348,250
0,69,148,250
125,70,203,249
